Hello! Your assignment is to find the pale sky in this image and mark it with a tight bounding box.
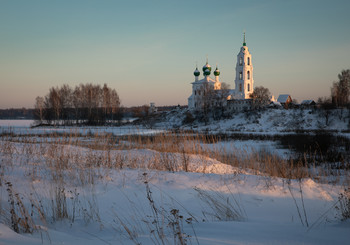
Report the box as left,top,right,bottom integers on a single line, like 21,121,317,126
1,0,350,108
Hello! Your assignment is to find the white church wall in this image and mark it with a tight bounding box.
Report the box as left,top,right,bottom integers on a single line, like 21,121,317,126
188,33,255,112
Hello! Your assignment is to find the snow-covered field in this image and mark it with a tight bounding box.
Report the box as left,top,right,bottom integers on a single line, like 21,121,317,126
0,120,291,158
1,167,349,245
0,119,349,244
0,139,348,244
0,120,34,127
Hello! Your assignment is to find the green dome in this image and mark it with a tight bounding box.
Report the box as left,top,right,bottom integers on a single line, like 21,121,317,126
193,68,200,77
202,63,211,73
214,66,220,76
204,68,210,76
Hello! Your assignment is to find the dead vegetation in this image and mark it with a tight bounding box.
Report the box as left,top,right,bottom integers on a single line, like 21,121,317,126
0,129,349,237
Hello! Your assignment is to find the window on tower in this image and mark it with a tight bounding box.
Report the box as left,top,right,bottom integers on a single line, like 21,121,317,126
248,83,250,91
239,72,243,80
248,57,250,65
239,57,243,66
239,84,242,92
247,71,250,80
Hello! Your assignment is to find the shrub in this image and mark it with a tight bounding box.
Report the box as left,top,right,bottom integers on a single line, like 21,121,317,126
336,188,350,221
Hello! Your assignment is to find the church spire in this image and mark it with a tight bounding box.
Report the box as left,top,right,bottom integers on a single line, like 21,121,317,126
243,31,246,46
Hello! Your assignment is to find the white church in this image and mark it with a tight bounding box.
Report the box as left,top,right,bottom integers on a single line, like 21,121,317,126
188,33,255,112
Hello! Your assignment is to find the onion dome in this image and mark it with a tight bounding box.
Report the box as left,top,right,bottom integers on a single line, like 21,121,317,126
204,68,210,76
214,66,220,76
193,67,200,77
202,63,211,74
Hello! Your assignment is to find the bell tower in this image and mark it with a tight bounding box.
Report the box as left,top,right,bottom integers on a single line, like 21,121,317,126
234,32,254,99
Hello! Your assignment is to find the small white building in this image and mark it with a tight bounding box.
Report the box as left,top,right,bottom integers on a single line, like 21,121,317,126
148,102,157,114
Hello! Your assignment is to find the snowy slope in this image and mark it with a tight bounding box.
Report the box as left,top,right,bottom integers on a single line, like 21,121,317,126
0,141,348,245
158,108,350,134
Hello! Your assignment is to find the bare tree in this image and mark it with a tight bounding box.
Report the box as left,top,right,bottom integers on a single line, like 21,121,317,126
102,83,111,121
332,69,350,107
250,86,271,109
37,83,121,126
34,96,45,124
317,97,334,126
72,85,83,125
58,84,73,124
202,82,231,120
47,87,61,125
110,88,121,122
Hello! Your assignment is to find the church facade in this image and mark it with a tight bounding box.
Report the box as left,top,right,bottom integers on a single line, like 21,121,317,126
187,59,222,110
188,33,254,112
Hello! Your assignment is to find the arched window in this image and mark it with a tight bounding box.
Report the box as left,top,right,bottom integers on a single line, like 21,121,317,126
248,83,250,91
247,71,250,80
195,90,197,95
239,57,243,66
239,84,242,92
247,57,250,65
239,72,243,80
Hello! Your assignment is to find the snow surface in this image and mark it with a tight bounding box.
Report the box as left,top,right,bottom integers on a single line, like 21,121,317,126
1,108,349,136
0,139,349,244
159,108,350,134
0,120,33,127
0,122,165,136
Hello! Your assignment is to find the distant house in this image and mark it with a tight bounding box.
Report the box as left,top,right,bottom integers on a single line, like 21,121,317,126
301,100,316,108
277,94,292,109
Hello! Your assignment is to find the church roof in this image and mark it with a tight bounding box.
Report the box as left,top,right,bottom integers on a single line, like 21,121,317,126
277,94,291,103
191,77,216,85
301,100,316,105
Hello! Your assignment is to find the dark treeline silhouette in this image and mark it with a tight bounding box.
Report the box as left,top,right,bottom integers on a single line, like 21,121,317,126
317,69,350,113
331,69,350,107
0,108,34,119
34,83,121,126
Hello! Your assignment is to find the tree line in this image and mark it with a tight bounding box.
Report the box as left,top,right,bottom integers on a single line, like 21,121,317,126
317,69,350,108
331,69,350,107
34,83,121,126
250,69,350,110
0,108,34,119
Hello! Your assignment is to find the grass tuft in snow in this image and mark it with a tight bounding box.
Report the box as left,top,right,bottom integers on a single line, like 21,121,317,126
194,187,246,222
113,173,197,245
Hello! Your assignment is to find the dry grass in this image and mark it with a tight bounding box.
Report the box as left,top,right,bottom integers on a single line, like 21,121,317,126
113,173,197,245
194,187,246,222
0,129,349,235
0,130,348,181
